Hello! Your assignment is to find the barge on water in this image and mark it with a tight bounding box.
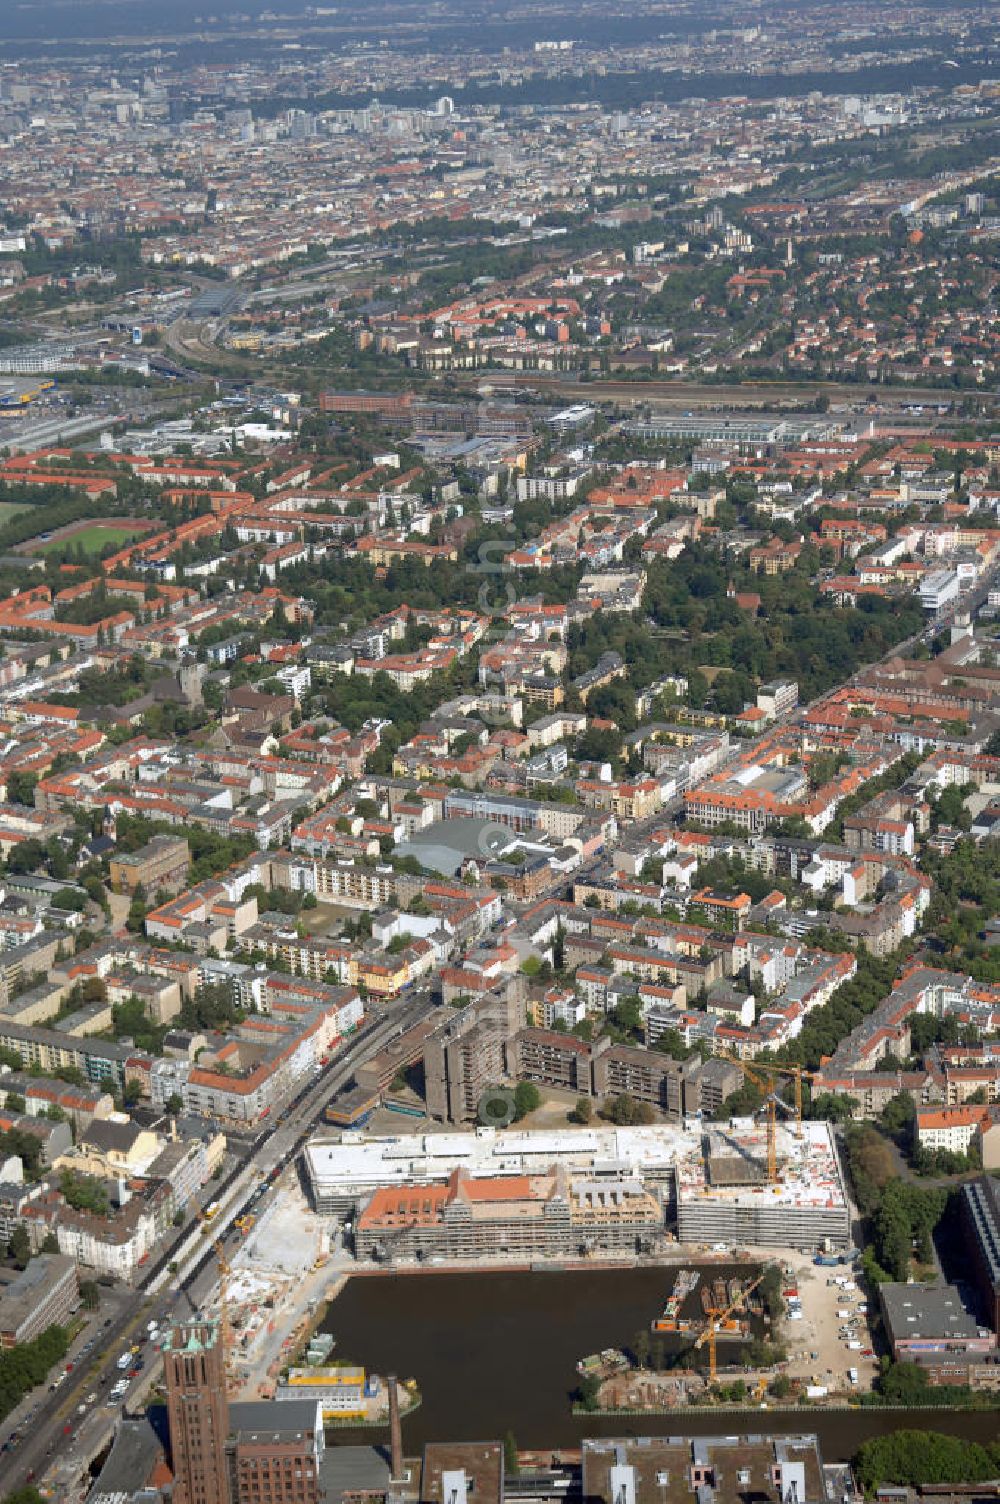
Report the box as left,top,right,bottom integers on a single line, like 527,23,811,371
576,1349,629,1377
651,1268,700,1334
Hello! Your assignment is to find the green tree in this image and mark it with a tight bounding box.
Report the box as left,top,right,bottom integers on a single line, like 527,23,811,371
7,1224,30,1269
513,1082,541,1120
552,923,566,973
59,1169,109,1216
879,1091,915,1144
808,1092,855,1123
604,1093,655,1126
0,1322,70,1423
5,772,37,808
934,784,971,832
125,881,148,934
854,1431,1000,1493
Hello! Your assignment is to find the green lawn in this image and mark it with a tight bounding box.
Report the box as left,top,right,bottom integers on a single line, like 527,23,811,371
0,501,32,523
37,524,145,556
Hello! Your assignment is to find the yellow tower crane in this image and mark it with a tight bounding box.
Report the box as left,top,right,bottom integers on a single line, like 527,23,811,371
716,1053,782,1182
715,1054,822,1171
767,1062,822,1137
693,1267,768,1383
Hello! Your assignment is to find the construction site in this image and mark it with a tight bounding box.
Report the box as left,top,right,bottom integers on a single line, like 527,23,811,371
304,1113,851,1257
199,1173,351,1405
675,1119,851,1250
578,1242,879,1413
181,1087,860,1440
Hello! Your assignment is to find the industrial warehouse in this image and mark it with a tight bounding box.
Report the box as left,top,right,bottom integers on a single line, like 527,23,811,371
303,1120,851,1259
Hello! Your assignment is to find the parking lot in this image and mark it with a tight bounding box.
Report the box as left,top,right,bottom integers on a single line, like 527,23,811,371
779,1249,880,1395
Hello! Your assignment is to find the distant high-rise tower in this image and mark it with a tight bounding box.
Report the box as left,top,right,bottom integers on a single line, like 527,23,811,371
163,1320,231,1504
785,237,794,268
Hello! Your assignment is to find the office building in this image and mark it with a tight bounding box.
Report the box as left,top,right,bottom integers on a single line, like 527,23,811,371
879,1280,990,1359
960,1177,1000,1332
110,835,191,897
354,1165,664,1261
582,1434,829,1504
0,1253,77,1347
229,1398,325,1504
163,1320,231,1504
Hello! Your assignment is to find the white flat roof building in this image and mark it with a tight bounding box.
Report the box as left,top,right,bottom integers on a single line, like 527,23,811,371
303,1119,850,1248
919,568,960,612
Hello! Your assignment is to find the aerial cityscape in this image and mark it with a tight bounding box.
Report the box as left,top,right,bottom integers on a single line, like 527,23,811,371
0,0,998,1502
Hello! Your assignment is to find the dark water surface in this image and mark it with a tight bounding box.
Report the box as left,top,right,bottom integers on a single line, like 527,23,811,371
320,1267,1000,1458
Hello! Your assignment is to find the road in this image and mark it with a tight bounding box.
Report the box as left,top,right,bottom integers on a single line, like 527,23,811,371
0,993,432,1499
5,555,996,1493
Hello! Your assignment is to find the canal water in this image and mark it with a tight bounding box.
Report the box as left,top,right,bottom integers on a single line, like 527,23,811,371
319,1267,1000,1460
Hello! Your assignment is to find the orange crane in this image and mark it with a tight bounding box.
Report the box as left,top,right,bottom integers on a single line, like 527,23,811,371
716,1052,784,1182
768,1062,822,1136
693,1267,768,1383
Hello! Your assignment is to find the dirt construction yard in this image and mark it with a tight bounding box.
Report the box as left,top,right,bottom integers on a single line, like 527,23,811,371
775,1247,880,1396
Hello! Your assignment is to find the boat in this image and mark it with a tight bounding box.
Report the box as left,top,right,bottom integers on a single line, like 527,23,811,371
650,1269,701,1331
712,1317,750,1342
651,1316,695,1335
677,1268,700,1299
577,1348,629,1375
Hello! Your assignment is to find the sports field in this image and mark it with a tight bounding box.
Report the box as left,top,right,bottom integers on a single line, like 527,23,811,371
36,523,146,556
